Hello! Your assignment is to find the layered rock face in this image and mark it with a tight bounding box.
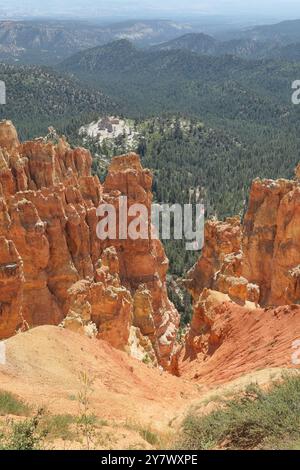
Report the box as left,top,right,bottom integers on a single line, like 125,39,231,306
185,217,241,298
185,216,259,306
186,172,300,311
180,170,300,378
61,247,133,349
0,237,24,338
0,121,179,369
243,177,300,306
100,153,180,368
0,122,101,335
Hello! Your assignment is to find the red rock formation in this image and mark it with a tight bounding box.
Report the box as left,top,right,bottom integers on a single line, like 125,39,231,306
180,170,300,383
178,290,300,385
186,172,300,309
100,153,180,368
0,120,20,152
0,236,24,338
242,177,300,306
62,247,133,350
0,121,179,369
185,217,242,299
0,129,102,327
185,216,259,306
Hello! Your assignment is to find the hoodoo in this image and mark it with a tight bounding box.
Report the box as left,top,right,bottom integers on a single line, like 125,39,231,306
178,167,300,383
0,121,179,369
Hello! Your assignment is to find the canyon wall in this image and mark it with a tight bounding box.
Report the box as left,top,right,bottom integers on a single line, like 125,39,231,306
184,216,260,306
179,169,300,378
0,121,179,369
186,172,300,310
243,176,300,306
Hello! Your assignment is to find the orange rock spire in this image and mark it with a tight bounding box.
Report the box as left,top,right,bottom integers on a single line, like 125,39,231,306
0,121,179,370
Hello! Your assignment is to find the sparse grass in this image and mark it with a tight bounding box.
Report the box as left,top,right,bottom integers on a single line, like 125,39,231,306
142,354,151,365
76,371,97,450
177,374,300,450
41,414,76,440
124,419,162,447
139,428,160,446
0,409,47,450
0,381,112,450
68,394,77,401
125,443,147,450
0,391,30,416
97,419,109,427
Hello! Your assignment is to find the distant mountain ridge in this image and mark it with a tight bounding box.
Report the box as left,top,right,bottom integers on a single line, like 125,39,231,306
0,19,196,64
60,39,141,73
152,33,217,55
237,18,300,44
2,17,300,65
58,38,300,122
153,31,300,60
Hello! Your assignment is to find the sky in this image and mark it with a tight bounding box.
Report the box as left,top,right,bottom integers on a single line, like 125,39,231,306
2,0,300,20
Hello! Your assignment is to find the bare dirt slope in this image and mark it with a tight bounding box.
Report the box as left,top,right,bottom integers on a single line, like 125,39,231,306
0,326,197,430
1,320,300,449
178,302,300,386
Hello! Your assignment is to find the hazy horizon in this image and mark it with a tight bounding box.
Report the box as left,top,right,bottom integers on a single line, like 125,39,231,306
2,0,300,23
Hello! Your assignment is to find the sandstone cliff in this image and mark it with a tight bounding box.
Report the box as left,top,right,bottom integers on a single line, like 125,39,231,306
185,216,260,306
243,177,300,306
100,153,179,368
180,169,300,378
0,121,179,369
186,171,300,310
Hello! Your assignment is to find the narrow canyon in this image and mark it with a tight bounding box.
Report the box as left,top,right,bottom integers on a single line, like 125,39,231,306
1,120,300,444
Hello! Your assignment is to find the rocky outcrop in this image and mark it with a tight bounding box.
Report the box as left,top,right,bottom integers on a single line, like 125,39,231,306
185,216,259,306
128,326,158,366
0,121,179,369
183,289,232,361
185,217,241,298
243,178,300,306
62,247,133,350
100,153,180,368
0,120,20,152
0,126,101,329
180,168,300,380
178,290,300,385
186,172,300,309
0,237,24,338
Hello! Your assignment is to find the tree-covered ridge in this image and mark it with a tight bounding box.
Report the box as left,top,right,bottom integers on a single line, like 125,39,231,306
59,39,300,123
0,63,116,140
2,40,300,278
84,114,299,222
64,39,300,218
79,113,299,284
153,31,300,61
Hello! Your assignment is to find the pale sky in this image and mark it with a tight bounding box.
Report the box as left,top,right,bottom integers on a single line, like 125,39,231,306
2,0,300,20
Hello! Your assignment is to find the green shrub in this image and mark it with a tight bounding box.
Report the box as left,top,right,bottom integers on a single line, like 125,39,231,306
0,409,47,450
142,354,151,365
177,374,300,450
